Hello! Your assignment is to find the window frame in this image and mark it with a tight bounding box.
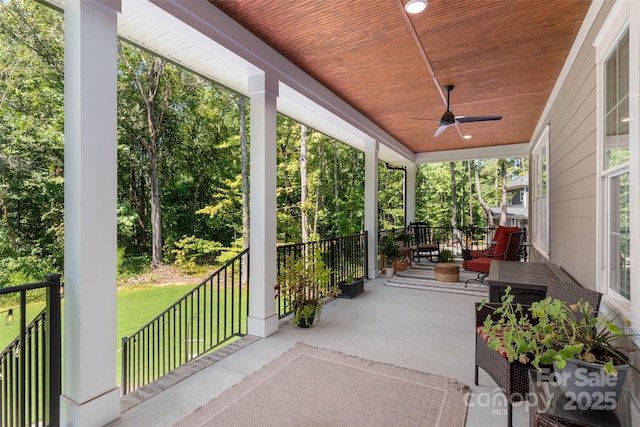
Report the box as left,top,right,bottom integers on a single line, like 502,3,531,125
531,124,549,258
595,1,640,326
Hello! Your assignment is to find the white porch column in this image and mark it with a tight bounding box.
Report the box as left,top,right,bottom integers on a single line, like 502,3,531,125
405,163,416,225
364,140,379,278
247,72,280,337
62,0,121,425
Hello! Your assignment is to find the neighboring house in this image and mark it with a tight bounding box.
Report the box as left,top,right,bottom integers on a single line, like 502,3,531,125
490,174,529,230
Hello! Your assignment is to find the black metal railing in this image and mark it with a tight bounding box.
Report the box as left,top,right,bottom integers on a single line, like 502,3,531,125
121,249,249,395
0,273,62,427
275,232,368,318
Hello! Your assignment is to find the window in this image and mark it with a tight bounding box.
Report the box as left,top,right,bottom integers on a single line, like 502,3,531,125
595,0,640,326
599,26,631,303
608,171,630,299
531,125,549,257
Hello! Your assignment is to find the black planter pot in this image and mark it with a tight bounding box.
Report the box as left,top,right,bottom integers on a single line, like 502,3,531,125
338,278,365,299
296,314,315,328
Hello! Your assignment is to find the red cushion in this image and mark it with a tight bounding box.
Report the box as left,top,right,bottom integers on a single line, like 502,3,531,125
470,226,519,259
477,326,509,358
492,227,519,260
463,257,492,273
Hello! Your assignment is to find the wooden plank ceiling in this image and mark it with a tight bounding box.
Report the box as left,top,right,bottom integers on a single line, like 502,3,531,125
209,0,591,155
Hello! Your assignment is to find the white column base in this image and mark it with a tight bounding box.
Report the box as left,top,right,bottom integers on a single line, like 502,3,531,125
61,387,121,427
247,314,279,337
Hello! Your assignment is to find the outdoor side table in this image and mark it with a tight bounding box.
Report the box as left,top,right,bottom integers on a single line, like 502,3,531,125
528,370,637,427
394,247,412,273
434,262,459,282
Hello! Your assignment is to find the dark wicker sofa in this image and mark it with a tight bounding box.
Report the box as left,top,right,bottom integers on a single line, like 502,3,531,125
474,278,602,427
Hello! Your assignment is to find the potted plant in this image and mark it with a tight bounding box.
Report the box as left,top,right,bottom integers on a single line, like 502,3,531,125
337,273,365,299
479,288,638,409
275,252,341,328
438,249,454,264
460,225,490,261
394,229,414,248
379,233,400,277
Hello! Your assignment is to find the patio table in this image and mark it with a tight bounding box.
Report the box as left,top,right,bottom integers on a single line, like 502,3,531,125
487,260,575,305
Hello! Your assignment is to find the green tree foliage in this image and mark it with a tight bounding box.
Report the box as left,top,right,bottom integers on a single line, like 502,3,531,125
276,117,365,243
416,159,527,230
0,0,64,286
378,163,404,230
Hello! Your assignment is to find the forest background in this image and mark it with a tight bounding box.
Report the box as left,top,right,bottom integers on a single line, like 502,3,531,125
0,0,526,289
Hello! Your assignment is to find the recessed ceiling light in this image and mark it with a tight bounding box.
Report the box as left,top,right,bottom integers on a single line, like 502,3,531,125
464,135,472,139
405,0,428,14
621,117,630,122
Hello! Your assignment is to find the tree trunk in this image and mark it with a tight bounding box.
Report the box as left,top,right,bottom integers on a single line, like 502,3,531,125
149,151,162,267
467,161,474,226
240,96,249,250
118,43,169,267
300,124,309,243
313,145,323,236
333,140,339,228
474,160,494,227
449,161,457,228
499,160,508,226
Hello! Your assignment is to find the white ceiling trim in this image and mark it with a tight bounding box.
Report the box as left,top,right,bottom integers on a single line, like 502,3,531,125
415,143,530,164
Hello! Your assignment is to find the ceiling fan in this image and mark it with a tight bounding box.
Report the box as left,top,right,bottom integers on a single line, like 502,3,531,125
411,85,503,137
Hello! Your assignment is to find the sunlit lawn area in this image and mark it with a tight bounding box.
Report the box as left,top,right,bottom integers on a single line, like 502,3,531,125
1,283,199,383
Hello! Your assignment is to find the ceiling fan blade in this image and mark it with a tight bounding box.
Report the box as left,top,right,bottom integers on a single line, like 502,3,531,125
456,115,503,123
408,117,441,122
434,124,449,137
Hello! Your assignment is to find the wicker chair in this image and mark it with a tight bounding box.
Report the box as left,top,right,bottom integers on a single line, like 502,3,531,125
474,278,602,427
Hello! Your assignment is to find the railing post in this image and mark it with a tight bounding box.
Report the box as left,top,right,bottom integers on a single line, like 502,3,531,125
364,231,369,279
330,235,337,287
121,337,128,395
19,290,26,427
45,273,61,427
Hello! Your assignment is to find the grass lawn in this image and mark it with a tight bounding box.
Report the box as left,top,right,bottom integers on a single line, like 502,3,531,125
1,283,198,384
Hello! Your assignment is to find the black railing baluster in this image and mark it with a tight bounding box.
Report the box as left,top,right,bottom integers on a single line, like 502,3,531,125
275,233,368,318
119,236,370,394
120,249,249,395
231,262,235,337
0,274,61,427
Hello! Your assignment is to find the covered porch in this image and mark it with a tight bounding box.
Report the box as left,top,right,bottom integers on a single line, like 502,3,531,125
30,0,640,425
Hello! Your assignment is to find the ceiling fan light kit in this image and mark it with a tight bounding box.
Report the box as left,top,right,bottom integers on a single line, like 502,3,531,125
405,0,428,14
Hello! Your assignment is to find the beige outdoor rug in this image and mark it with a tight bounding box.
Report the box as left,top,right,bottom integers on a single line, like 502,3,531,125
175,342,469,427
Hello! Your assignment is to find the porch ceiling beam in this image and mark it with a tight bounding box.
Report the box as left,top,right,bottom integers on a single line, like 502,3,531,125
415,143,530,164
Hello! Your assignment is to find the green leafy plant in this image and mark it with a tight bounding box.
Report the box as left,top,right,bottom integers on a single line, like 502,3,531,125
394,230,414,246
379,233,400,267
439,249,454,263
479,287,637,375
275,252,341,325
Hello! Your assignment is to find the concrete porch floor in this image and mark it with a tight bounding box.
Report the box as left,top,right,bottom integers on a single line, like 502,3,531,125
108,274,530,427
